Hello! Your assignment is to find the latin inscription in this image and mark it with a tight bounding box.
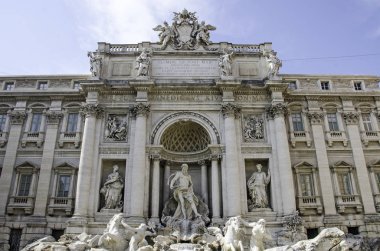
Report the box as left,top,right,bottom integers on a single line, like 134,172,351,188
152,59,219,77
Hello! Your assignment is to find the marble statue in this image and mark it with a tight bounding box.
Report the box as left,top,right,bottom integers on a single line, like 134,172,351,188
266,51,282,79
98,213,130,251
153,21,175,50
153,9,216,50
169,163,202,220
239,218,271,251
195,21,216,46
124,223,156,251
221,216,245,251
247,164,271,209
100,165,124,210
219,51,234,76
106,116,128,141
161,163,210,242
135,49,151,77
88,51,102,77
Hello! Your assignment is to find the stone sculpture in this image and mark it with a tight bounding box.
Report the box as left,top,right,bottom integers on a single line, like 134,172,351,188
240,218,271,251
106,115,128,141
161,163,210,242
247,164,271,209
244,115,264,142
153,9,216,50
221,216,245,250
135,48,151,77
100,165,124,210
266,51,282,79
88,51,102,77
219,51,234,76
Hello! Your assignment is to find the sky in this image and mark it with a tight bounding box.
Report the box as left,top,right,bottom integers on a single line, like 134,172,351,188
0,0,379,76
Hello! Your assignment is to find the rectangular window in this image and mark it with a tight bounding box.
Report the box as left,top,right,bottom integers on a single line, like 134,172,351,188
66,113,78,133
37,81,48,90
291,113,304,131
354,82,362,91
18,174,32,196
57,175,71,197
4,82,14,91
338,173,353,195
321,81,330,90
30,113,42,132
362,113,373,131
9,228,22,251
375,173,380,191
0,114,7,132
288,81,297,90
300,173,314,196
327,113,339,131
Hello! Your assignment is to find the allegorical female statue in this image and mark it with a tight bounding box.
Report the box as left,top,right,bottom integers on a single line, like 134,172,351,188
100,165,124,210
247,164,271,209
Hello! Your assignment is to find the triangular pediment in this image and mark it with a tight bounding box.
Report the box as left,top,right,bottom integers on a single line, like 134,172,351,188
293,161,314,169
54,162,78,170
16,161,36,168
333,161,352,167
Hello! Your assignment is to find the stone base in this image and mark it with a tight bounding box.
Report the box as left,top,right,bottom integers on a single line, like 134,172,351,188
246,208,277,221
220,75,235,81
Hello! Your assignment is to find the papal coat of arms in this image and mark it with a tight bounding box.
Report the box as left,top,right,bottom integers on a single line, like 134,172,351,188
153,9,216,50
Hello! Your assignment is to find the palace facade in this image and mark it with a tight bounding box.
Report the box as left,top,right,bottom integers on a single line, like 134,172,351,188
1,10,380,250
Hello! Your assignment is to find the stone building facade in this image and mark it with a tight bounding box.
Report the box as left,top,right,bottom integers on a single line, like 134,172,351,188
1,10,380,250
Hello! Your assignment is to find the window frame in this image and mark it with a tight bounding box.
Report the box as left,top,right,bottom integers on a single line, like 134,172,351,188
291,112,304,132
37,81,49,90
326,113,339,131
3,81,15,91
320,80,331,90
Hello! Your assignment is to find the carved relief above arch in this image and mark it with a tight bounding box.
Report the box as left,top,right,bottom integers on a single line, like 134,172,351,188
151,112,220,145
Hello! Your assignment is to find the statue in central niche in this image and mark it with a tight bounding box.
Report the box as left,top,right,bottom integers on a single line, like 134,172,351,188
161,163,210,242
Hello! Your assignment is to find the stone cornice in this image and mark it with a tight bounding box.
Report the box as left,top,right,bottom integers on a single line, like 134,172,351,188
221,103,241,119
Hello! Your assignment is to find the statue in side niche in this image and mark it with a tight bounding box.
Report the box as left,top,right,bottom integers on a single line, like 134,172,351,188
135,48,151,77
247,164,271,209
100,165,124,210
88,51,102,77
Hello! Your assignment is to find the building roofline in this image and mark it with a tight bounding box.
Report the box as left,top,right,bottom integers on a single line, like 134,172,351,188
0,74,90,79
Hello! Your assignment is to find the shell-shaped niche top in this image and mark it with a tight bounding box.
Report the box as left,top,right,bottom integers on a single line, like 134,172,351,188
161,121,211,152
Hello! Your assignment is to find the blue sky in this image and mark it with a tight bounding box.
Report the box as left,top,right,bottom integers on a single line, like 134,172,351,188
0,0,379,76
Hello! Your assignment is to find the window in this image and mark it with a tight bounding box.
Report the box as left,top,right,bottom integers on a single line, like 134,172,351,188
362,113,373,131
0,114,7,132
327,113,339,131
338,173,353,195
17,174,32,196
4,82,14,91
354,81,362,91
320,81,330,90
66,113,78,133
300,174,315,196
73,82,80,90
37,81,48,90
291,113,304,131
57,175,71,197
30,113,42,132
9,229,22,251
288,81,297,90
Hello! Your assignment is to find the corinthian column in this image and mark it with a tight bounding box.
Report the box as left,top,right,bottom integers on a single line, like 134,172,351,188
129,103,150,219
267,103,296,215
150,149,161,221
73,104,104,218
221,103,242,216
343,111,376,214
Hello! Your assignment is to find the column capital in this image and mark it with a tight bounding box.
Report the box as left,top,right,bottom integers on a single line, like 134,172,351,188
45,111,63,125
80,103,104,118
267,103,287,118
198,160,206,166
8,110,26,125
131,103,150,117
307,111,325,125
343,112,359,125
221,103,241,119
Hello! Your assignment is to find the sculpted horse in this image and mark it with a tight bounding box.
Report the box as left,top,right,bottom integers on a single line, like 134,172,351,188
221,216,245,251
98,213,130,251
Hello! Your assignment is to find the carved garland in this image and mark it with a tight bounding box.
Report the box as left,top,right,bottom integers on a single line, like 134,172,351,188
150,112,220,144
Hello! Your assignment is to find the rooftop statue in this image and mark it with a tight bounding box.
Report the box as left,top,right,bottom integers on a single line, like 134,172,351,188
87,51,102,77
265,50,282,80
135,48,151,77
153,9,216,50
